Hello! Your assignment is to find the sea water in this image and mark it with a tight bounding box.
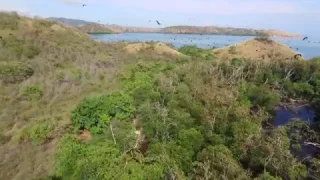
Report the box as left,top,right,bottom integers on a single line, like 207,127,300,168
91,33,320,59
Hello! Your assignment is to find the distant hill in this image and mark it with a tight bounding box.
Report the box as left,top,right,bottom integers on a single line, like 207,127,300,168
212,38,301,62
47,17,300,37
160,26,300,37
78,24,116,34
160,26,259,36
47,17,97,27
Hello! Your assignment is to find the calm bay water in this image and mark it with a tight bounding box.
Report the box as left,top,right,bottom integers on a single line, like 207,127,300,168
90,33,320,59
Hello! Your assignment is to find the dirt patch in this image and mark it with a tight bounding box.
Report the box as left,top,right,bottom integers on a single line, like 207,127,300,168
124,42,183,57
212,39,303,62
77,130,92,142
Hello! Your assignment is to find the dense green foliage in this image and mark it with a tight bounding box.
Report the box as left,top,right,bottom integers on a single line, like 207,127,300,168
53,52,320,179
1,13,320,180
71,92,135,134
178,45,215,60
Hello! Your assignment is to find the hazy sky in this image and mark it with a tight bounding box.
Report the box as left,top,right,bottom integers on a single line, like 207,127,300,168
1,0,319,36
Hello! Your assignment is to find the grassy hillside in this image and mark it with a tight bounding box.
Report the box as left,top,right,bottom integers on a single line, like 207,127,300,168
1,12,320,180
77,24,116,34
0,12,128,179
212,38,302,62
47,17,97,27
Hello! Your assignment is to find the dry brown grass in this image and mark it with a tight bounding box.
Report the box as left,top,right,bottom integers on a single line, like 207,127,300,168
124,42,184,57
212,39,302,62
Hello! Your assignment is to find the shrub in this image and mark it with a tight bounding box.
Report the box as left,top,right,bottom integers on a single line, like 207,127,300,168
194,145,250,180
21,84,44,101
178,45,214,60
14,117,54,144
229,45,237,54
0,61,34,83
2,35,40,58
54,135,121,179
71,92,135,133
254,34,273,43
27,121,53,144
0,12,20,30
293,82,314,97
255,172,282,180
239,83,280,110
231,58,243,67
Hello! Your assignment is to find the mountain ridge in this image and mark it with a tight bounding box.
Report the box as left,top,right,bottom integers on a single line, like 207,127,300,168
48,17,300,37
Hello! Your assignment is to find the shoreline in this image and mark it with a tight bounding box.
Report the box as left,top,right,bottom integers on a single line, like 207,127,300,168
92,31,300,38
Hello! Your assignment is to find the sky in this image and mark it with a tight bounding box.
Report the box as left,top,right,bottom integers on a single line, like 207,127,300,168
0,0,319,36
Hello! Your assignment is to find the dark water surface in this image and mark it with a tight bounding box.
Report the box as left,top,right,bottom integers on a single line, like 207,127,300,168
273,106,316,126
273,105,319,172
91,33,320,59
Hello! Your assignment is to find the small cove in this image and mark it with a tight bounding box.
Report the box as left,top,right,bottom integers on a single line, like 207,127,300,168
273,105,316,126
271,104,320,178
91,33,320,59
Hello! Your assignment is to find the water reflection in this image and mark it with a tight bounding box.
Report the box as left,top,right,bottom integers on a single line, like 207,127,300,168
273,105,316,126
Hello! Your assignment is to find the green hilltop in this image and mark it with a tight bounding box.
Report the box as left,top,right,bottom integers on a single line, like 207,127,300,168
1,12,320,180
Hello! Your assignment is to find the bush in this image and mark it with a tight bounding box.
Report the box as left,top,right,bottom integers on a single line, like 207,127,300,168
1,35,40,58
71,92,135,133
178,45,214,60
293,82,314,97
14,117,54,144
194,145,250,180
54,135,164,179
0,12,20,30
0,61,34,83
27,120,53,144
254,33,273,43
239,83,280,110
229,45,237,54
255,172,282,180
54,135,121,179
21,84,44,101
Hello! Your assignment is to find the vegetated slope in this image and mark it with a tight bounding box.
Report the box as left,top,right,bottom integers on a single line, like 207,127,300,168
47,17,97,27
1,12,320,180
213,38,302,62
0,12,186,180
78,24,116,34
0,12,128,180
123,42,184,57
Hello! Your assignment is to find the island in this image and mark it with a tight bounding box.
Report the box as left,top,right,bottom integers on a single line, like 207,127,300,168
48,17,300,37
